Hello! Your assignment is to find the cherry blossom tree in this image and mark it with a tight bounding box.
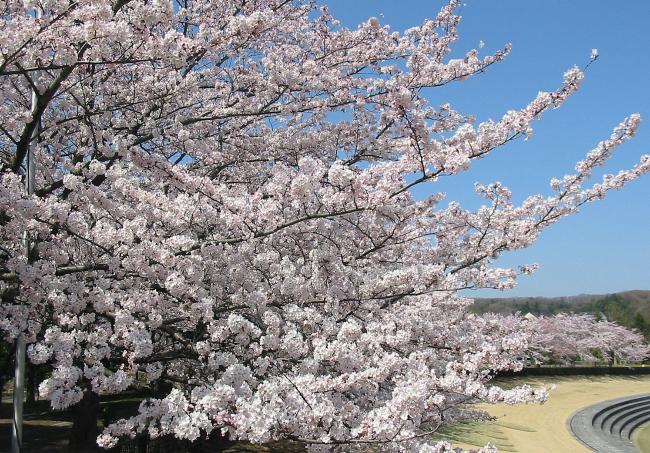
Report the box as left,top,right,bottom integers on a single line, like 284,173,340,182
484,313,650,366
1,0,648,451
524,314,650,365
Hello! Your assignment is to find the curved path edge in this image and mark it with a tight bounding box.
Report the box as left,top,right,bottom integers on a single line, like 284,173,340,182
569,393,650,453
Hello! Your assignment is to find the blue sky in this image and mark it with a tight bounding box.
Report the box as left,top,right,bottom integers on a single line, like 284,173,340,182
323,0,650,297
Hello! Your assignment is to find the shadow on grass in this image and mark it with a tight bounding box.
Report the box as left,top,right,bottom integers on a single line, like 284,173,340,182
433,420,523,452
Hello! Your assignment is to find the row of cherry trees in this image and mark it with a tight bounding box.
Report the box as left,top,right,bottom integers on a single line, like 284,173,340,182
1,0,649,451
488,313,650,366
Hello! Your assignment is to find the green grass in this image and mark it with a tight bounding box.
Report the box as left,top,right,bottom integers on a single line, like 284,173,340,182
633,421,650,453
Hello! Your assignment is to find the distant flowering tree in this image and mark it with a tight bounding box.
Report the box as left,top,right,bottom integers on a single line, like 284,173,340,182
526,314,650,365
1,0,649,451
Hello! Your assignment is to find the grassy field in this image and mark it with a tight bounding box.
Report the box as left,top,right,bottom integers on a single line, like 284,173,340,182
437,375,650,453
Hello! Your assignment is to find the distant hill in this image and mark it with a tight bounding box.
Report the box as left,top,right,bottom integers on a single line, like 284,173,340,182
472,290,650,340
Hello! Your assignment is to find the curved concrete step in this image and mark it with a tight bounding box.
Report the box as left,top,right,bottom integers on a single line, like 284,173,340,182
599,399,650,427
571,393,650,453
592,395,650,428
607,402,650,435
621,410,650,440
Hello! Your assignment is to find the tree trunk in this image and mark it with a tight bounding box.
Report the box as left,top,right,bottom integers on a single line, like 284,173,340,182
69,390,100,452
25,363,36,406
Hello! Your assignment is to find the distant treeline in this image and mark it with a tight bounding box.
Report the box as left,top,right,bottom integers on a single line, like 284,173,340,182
472,290,650,340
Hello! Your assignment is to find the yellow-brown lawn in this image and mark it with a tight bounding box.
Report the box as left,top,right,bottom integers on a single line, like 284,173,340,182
439,375,650,453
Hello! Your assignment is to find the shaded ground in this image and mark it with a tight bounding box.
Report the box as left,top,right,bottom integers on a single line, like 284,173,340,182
0,402,70,452
0,396,305,453
4,376,650,452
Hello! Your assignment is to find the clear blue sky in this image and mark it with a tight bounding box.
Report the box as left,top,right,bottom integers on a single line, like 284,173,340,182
323,0,650,297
